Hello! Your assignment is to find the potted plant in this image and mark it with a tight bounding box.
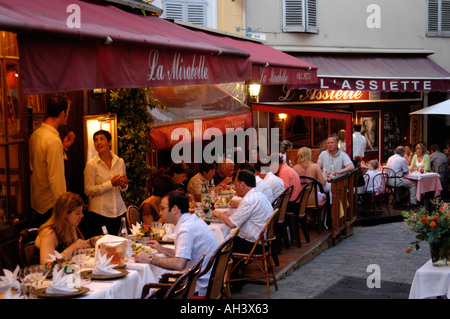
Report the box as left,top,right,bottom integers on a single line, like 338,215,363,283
402,199,450,266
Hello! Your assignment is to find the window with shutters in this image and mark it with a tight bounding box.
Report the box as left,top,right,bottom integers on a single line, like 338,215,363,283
427,0,450,36
282,0,318,33
162,0,207,27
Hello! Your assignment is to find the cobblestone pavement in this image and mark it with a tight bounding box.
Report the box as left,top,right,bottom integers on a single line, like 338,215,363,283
231,221,431,299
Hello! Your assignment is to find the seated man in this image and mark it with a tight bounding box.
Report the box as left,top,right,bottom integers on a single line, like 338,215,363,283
254,161,286,200
213,158,235,189
386,146,418,206
211,170,273,254
317,134,355,176
429,144,449,186
235,162,274,203
135,191,219,296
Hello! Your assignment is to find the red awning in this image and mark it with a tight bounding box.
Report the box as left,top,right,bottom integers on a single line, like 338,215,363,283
288,55,450,92
0,0,252,93
150,112,253,150
183,27,318,85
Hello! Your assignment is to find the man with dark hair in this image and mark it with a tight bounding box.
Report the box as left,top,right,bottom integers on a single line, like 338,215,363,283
429,144,448,186
29,95,75,226
211,170,272,254
236,162,273,202
352,123,367,159
135,191,218,296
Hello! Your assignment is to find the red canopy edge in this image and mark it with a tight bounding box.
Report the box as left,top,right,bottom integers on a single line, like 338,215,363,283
181,26,318,85
18,35,252,94
288,55,450,92
149,112,253,150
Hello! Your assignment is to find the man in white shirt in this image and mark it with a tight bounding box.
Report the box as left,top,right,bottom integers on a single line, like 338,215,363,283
352,124,367,159
386,146,418,206
29,95,74,226
254,161,285,201
211,170,273,254
234,162,274,203
135,191,218,296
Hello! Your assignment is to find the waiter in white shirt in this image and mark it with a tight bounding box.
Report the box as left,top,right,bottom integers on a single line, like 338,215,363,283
352,123,367,160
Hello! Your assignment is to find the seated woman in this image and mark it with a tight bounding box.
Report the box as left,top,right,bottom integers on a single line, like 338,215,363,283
410,143,431,172
293,147,327,206
186,162,216,202
35,192,101,264
140,175,178,224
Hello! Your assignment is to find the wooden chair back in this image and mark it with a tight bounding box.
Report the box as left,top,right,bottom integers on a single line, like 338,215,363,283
126,205,141,228
18,227,39,267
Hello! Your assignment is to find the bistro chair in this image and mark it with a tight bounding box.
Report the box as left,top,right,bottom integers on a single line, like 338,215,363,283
300,176,330,234
273,186,293,251
363,173,390,215
126,205,141,228
194,235,236,299
141,253,206,299
436,162,449,194
382,167,406,205
228,208,279,299
285,183,313,248
18,227,40,267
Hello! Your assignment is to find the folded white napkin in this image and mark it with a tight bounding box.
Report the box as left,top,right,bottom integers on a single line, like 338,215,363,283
0,265,20,292
162,223,175,242
45,250,63,263
92,252,121,276
129,222,141,236
3,288,24,299
45,265,78,295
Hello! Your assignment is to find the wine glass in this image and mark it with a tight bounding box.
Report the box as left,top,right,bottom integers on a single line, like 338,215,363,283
31,265,49,289
19,267,32,298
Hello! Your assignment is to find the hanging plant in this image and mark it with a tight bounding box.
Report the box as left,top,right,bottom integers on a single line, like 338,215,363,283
109,88,165,206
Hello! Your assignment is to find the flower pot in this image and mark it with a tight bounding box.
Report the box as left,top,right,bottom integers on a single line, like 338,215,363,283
429,239,450,266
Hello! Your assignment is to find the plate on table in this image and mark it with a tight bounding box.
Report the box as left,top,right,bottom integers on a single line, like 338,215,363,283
34,287,90,299
81,269,128,280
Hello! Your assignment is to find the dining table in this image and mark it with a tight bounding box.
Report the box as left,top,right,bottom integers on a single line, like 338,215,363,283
409,259,450,299
405,172,442,202
207,207,236,243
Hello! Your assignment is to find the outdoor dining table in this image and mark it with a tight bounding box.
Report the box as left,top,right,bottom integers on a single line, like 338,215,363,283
409,259,450,299
405,172,442,202
207,207,236,243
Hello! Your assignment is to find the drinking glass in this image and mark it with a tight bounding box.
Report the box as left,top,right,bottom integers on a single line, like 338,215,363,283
19,267,32,298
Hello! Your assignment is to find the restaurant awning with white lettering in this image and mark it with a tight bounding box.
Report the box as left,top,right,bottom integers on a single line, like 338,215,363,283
288,54,450,92
0,0,252,94
176,23,318,86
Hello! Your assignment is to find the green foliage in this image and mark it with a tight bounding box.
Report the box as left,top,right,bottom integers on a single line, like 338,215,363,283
108,88,164,206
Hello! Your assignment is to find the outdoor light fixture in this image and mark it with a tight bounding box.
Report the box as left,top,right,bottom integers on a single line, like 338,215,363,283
249,83,261,99
279,113,288,120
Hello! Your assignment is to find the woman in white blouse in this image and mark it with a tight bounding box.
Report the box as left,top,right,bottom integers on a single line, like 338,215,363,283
82,130,128,238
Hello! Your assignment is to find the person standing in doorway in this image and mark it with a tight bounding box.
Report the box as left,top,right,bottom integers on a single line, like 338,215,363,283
29,95,75,226
83,130,128,237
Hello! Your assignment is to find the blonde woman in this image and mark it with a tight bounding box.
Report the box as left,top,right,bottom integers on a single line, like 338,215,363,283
36,192,101,264
293,147,327,205
409,143,431,172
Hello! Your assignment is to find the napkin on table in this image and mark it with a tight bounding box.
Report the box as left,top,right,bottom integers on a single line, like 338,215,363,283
162,223,175,242
45,265,78,295
0,265,20,292
129,223,141,236
92,252,121,276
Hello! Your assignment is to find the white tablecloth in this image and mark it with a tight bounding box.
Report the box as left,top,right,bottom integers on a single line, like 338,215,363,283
81,269,142,299
405,172,442,202
409,259,450,299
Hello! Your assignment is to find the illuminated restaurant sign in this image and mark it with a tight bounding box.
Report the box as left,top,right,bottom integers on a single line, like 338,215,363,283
276,85,370,103
317,78,436,92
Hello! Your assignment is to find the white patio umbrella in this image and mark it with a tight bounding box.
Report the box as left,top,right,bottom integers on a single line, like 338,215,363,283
409,99,450,115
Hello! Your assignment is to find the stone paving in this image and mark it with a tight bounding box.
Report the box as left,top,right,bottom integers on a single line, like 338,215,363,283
231,221,431,299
